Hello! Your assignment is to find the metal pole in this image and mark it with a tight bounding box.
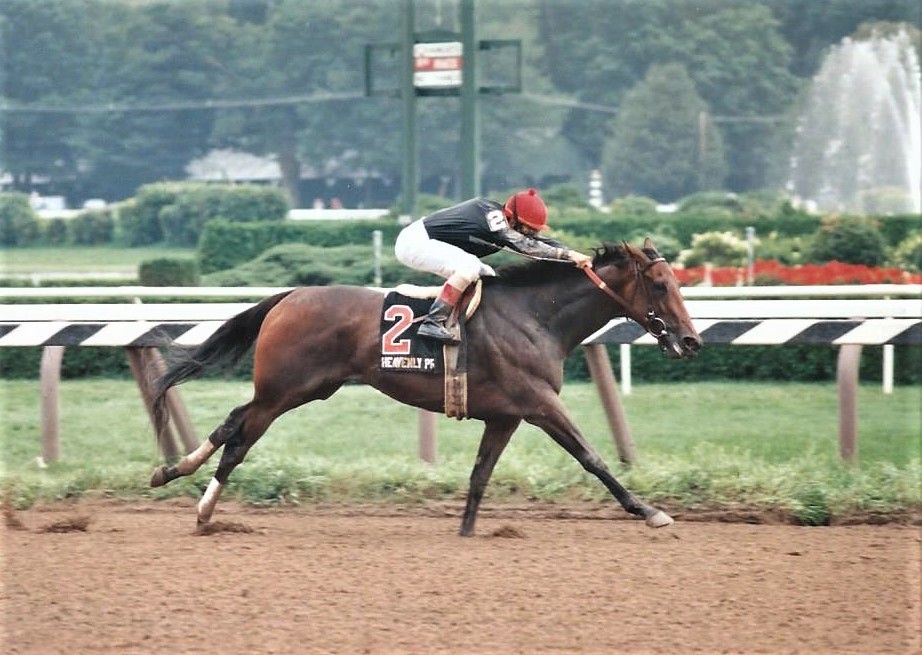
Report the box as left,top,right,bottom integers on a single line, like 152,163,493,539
373,230,383,286
401,0,417,218
745,226,755,285
882,344,894,394
460,0,480,199
619,343,632,396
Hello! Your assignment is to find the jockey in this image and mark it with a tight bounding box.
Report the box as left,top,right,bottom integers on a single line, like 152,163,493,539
394,187,593,344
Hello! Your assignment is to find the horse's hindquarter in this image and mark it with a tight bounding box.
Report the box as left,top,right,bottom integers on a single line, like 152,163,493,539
254,286,384,390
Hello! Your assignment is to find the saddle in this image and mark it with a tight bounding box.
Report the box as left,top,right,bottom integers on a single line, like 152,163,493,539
380,281,482,419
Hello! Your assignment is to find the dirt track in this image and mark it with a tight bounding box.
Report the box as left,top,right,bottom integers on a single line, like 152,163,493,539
2,500,920,655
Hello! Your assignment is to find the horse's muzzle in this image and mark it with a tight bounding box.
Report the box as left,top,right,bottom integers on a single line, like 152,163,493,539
658,332,702,359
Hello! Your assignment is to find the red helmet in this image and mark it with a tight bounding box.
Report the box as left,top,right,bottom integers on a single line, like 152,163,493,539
503,188,548,231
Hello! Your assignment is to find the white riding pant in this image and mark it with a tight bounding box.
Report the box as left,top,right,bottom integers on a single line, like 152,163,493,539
394,218,496,285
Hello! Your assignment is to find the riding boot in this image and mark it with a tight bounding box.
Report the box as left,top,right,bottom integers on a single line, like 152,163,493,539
417,298,460,344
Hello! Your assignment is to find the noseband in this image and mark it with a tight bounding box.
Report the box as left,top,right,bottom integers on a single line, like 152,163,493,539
582,255,670,345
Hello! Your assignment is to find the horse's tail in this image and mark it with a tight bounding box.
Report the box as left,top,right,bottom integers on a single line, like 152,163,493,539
152,289,295,434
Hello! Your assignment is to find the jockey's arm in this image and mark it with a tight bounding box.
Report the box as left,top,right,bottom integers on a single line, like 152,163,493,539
495,227,572,261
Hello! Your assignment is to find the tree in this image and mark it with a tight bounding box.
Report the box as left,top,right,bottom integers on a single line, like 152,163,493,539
671,3,799,192
537,1,799,193
765,0,921,77
71,1,239,201
601,63,725,202
0,0,95,196
209,0,404,208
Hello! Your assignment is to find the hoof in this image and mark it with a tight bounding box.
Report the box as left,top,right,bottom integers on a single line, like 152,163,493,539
149,465,169,488
645,510,674,528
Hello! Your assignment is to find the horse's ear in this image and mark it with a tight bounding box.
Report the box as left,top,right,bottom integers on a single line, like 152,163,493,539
643,237,655,250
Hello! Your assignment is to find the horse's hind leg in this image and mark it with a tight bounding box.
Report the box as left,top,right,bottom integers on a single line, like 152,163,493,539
459,417,520,537
194,400,279,529
149,404,248,488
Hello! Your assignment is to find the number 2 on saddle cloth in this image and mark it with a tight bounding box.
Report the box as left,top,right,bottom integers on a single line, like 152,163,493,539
378,284,478,376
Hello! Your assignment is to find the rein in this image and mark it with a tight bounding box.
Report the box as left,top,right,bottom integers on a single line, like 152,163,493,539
582,256,669,341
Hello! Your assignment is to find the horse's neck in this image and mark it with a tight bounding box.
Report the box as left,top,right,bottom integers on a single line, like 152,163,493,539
496,274,624,353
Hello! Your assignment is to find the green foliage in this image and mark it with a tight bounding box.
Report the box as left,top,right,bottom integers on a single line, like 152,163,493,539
875,214,921,247
612,343,921,385
892,232,922,272
117,190,170,246
71,209,115,245
541,183,596,211
119,183,289,248
808,215,888,266
608,195,659,216
857,186,920,215
676,191,791,219
752,233,812,266
0,348,130,379
410,193,456,218
3,2,916,207
138,257,200,286
43,218,70,246
1,380,919,517
602,63,726,202
789,484,831,526
673,3,800,192
679,231,749,267
159,183,289,247
542,3,798,194
197,218,401,273
203,242,438,287
0,192,41,246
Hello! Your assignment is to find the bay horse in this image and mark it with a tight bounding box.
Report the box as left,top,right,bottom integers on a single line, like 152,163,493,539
150,237,702,535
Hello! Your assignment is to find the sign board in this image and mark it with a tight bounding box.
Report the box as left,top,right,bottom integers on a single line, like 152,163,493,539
413,41,462,89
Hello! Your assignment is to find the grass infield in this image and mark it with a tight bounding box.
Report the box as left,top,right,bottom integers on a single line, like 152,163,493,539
1,379,919,525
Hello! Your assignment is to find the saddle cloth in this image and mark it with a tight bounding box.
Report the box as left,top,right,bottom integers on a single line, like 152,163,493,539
378,292,444,374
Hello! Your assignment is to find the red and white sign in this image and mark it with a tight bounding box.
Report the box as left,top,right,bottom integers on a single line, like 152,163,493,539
413,41,463,89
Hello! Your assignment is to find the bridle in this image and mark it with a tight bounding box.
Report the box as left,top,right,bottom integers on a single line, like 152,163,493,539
582,254,670,344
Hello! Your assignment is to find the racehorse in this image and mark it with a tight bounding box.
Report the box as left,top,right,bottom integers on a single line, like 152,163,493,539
149,238,702,535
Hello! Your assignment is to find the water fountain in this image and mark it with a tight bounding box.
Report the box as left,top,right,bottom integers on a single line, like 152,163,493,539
788,26,921,215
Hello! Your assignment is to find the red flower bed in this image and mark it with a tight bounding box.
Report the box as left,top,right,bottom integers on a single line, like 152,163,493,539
673,260,922,286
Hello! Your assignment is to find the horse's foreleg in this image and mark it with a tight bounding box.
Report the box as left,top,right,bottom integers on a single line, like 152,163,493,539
528,400,673,529
460,417,520,537
149,404,248,488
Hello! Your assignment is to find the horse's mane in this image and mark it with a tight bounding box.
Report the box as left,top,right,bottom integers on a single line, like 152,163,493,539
487,241,651,288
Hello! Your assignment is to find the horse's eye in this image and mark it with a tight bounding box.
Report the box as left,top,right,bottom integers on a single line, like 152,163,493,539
652,281,668,295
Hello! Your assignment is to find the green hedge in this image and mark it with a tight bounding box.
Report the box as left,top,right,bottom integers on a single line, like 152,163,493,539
0,193,41,246
196,211,919,275
2,342,918,384
553,211,824,246
198,219,402,273
138,257,200,286
119,182,289,247
566,344,921,386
